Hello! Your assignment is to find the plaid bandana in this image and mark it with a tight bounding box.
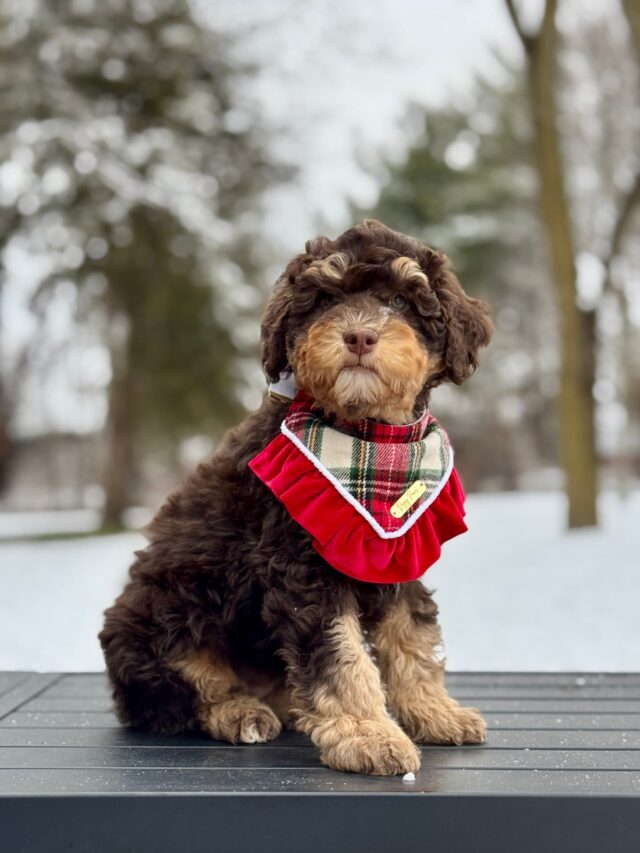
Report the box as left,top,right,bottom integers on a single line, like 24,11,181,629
249,391,466,582
281,395,453,537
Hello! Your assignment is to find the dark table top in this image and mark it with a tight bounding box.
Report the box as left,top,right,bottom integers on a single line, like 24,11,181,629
1,671,639,853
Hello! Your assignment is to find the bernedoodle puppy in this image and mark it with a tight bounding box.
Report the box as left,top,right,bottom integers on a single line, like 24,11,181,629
100,219,493,776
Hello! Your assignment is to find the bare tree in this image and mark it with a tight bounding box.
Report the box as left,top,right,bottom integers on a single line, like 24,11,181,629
506,0,640,526
603,0,640,498
505,0,599,527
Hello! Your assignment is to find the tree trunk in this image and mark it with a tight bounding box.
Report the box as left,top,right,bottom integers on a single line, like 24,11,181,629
0,401,13,494
526,2,598,527
102,325,134,530
0,281,13,495
622,0,640,56
617,304,639,500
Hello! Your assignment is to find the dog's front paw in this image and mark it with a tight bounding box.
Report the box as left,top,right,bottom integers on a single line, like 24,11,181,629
317,717,421,776
453,706,487,744
203,696,282,744
401,700,487,745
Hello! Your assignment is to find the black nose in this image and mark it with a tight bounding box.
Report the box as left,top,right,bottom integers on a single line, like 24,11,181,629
343,328,379,356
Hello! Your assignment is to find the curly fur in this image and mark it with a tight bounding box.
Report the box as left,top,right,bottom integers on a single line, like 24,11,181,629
100,219,492,776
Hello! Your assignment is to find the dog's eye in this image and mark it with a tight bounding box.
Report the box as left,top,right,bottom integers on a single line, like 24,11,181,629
391,294,407,309
316,291,339,310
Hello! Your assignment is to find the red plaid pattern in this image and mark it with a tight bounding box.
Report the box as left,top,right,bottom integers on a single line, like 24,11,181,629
283,394,452,534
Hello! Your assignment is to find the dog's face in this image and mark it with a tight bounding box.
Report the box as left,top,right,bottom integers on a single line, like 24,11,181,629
261,220,493,423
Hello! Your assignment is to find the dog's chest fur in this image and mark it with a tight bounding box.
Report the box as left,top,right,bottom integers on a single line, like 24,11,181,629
145,396,413,667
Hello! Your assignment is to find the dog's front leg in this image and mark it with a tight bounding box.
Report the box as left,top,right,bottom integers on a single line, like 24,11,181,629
372,587,486,745
279,599,420,776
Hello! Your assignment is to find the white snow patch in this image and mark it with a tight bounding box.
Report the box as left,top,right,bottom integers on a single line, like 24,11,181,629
0,532,142,670
426,491,640,672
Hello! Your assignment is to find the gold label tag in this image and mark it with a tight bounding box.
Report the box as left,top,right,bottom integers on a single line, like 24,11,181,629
390,480,428,518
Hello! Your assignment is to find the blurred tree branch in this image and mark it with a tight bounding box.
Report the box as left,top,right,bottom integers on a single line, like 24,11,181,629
603,173,640,290
504,0,536,53
602,0,640,288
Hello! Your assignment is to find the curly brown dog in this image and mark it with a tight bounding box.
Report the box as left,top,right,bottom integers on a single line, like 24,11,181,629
100,219,493,776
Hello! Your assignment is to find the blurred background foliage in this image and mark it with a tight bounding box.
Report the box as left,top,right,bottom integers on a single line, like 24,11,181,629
0,0,638,532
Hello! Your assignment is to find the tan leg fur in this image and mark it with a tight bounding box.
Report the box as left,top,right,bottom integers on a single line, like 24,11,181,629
372,599,486,745
292,611,421,776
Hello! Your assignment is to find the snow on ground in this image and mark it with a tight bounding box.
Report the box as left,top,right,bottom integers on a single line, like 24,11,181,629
0,491,638,672
0,533,140,672
0,509,102,539
427,491,640,672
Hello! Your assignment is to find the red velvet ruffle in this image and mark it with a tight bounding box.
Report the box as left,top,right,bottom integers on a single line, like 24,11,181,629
249,431,467,584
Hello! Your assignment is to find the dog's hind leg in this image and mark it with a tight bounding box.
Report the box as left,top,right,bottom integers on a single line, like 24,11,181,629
371,586,486,745
173,649,282,744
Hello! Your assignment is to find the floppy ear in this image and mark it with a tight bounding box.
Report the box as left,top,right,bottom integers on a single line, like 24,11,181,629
260,273,294,382
261,243,333,381
439,270,493,384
